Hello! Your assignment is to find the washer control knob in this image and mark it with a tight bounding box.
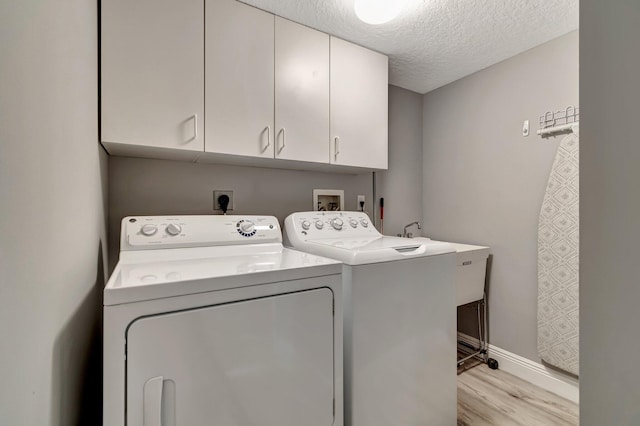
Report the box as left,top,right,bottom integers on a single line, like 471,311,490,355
349,219,358,228
301,220,311,231
140,224,158,236
330,218,344,230
360,219,369,228
166,223,182,236
315,220,324,230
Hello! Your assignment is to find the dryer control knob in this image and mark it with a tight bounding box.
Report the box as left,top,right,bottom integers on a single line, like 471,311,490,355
236,220,257,237
315,220,324,230
360,219,369,228
330,218,344,230
240,221,255,233
349,219,358,228
166,223,182,236
141,224,158,236
301,220,311,231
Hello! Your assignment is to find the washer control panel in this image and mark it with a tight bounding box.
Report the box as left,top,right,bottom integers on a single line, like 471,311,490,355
122,215,281,250
285,211,379,240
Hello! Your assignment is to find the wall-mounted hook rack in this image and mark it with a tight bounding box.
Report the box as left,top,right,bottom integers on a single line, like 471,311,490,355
537,106,579,137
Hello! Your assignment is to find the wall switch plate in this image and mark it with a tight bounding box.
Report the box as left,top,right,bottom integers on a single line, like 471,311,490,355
357,195,365,210
523,120,530,137
213,190,234,211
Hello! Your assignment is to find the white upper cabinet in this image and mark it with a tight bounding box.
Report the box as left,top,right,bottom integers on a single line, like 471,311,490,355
101,0,388,170
275,18,331,164
205,0,275,158
330,37,389,169
101,0,204,155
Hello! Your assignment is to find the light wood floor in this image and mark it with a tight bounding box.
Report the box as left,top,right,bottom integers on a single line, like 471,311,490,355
457,357,579,425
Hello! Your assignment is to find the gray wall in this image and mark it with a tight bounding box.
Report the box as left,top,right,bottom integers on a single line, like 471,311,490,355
375,86,423,236
422,31,578,363
0,0,107,424
580,2,640,423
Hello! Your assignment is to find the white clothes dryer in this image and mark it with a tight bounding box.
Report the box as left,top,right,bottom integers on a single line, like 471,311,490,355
103,215,343,426
284,211,457,426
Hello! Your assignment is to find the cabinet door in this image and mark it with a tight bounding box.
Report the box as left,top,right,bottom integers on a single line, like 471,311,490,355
330,37,388,169
101,0,204,152
205,0,275,158
275,18,330,163
126,288,335,426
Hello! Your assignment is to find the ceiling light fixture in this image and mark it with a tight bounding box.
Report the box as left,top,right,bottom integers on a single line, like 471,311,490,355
354,0,406,25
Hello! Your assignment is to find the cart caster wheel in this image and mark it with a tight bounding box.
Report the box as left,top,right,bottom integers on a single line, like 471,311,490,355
487,358,499,370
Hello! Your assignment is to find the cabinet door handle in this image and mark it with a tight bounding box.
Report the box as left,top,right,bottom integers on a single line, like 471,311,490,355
334,137,340,161
278,128,286,154
262,126,271,153
192,114,198,142
143,376,163,426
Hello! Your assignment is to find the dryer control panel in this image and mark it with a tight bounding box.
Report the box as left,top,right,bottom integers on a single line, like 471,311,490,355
121,215,282,251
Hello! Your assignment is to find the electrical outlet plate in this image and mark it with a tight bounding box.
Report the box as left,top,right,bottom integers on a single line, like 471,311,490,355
213,190,234,211
357,195,365,208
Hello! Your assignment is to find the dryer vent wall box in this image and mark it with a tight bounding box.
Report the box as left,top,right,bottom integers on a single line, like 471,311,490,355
103,215,344,426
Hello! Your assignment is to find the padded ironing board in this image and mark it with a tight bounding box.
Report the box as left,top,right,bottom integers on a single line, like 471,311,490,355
537,126,579,376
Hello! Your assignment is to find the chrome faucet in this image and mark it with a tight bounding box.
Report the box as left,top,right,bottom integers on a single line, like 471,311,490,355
400,221,422,238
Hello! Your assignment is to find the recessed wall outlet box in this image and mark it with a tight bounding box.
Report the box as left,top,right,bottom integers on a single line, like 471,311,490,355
313,189,344,211
213,190,234,211
523,120,530,137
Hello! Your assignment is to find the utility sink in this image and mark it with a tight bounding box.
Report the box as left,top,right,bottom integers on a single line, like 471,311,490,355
407,237,489,306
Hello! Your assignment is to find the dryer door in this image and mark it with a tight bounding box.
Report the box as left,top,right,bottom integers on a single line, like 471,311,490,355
126,288,335,426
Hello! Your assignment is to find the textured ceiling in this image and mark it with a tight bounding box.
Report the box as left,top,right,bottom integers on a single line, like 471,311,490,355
239,0,578,94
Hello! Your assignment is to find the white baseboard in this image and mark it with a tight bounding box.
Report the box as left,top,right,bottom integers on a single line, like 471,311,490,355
457,333,579,404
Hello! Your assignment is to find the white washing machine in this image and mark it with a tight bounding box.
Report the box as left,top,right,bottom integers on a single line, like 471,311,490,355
284,211,457,426
103,215,343,426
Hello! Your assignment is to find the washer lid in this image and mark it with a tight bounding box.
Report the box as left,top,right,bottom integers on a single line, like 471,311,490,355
303,236,455,265
104,244,341,306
